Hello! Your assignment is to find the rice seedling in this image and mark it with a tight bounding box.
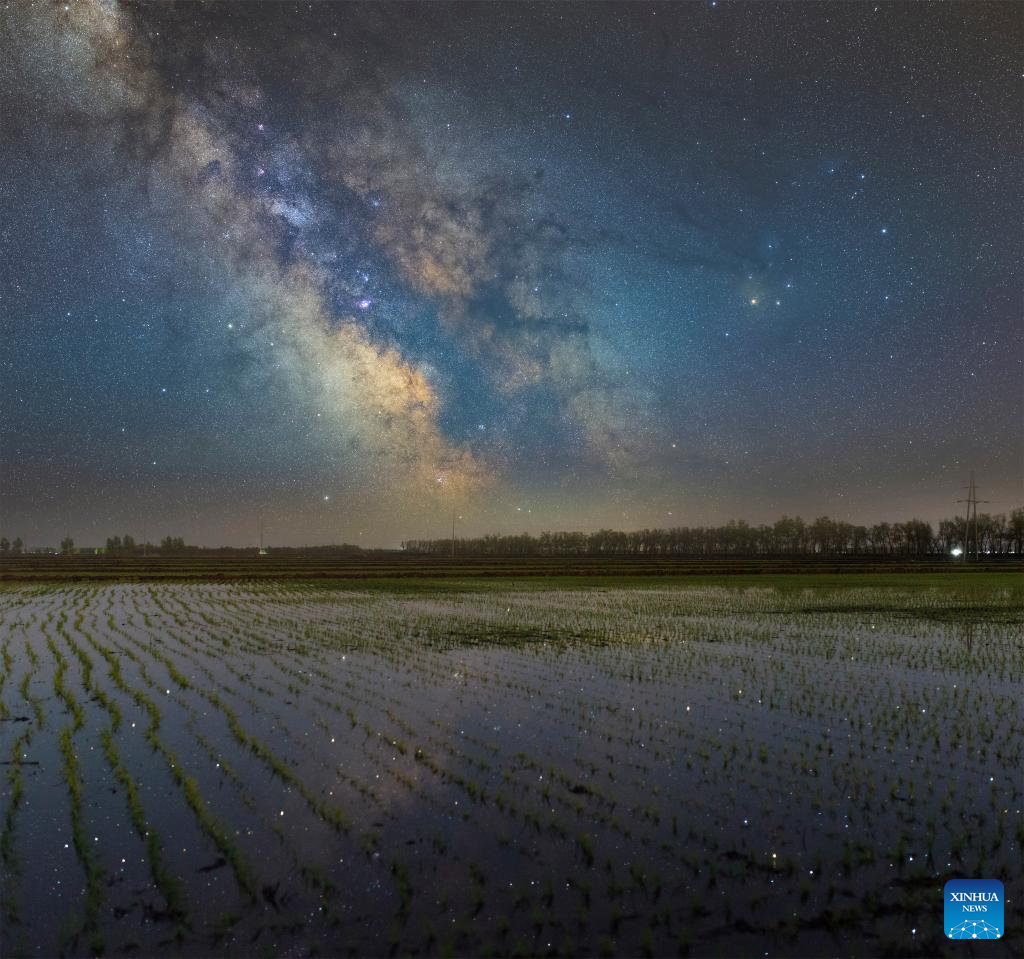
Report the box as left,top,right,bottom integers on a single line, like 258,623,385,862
58,725,105,950
1,574,1019,955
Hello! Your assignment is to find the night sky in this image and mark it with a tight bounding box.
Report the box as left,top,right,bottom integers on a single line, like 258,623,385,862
2,1,1021,548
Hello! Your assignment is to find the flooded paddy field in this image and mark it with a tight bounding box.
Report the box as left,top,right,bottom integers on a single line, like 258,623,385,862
1,575,1021,957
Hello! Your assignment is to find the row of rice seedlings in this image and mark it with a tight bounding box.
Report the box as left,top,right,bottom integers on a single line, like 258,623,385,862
93,589,357,935
19,636,44,729
186,721,341,923
107,593,410,940
278,581,1007,925
94,596,381,927
219,592,783,889
224,623,581,851
495,605,1007,802
29,581,1015,953
75,622,260,903
57,611,189,926
133,589,587,932
50,623,106,955
321,589,1015,814
385,593,1007,933
0,633,12,720
1,629,41,937
46,636,84,732
293,640,659,848
1,726,32,929
266,615,707,934
107,597,358,840
133,591,405,807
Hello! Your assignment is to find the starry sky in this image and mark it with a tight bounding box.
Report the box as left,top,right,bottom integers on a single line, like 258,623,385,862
2,1,1021,548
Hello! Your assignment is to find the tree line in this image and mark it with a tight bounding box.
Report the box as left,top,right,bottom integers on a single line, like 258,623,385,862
100,536,193,554
3,508,1022,558
0,535,196,556
401,509,1024,557
0,537,373,557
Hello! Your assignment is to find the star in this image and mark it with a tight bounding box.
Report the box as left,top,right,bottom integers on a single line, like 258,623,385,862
4,0,1017,553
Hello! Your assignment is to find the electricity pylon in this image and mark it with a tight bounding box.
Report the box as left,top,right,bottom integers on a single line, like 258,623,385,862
957,473,989,561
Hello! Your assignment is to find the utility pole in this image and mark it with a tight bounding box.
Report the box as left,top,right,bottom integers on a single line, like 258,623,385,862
957,475,976,561
957,473,989,561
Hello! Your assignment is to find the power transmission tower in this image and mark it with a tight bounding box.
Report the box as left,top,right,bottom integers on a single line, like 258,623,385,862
957,473,989,561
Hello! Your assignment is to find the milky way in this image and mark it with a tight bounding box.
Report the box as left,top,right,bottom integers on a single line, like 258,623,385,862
2,2,1021,546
